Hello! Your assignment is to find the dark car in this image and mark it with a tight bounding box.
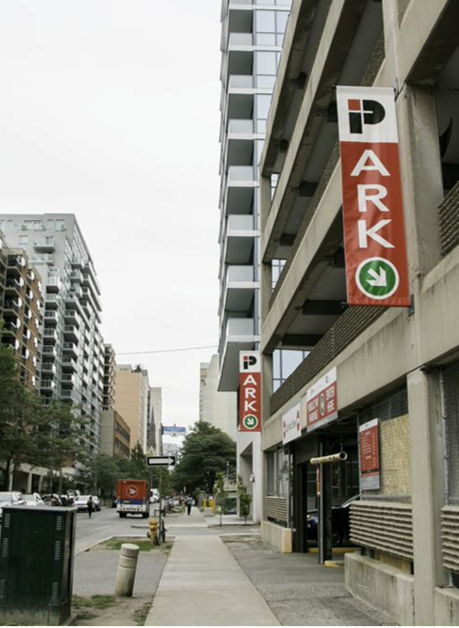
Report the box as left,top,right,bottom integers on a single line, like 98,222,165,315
307,494,359,546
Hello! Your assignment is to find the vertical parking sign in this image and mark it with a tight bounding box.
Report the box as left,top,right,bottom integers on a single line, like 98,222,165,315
239,351,261,432
337,86,410,307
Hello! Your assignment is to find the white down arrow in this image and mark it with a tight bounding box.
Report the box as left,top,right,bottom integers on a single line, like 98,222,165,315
367,267,387,287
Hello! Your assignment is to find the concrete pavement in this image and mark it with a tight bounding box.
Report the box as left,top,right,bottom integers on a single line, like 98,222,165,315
145,508,278,626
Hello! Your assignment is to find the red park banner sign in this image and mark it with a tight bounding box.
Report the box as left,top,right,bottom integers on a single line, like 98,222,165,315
336,86,410,307
239,351,261,432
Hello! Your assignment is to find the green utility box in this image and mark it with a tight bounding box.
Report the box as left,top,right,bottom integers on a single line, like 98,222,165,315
0,505,77,626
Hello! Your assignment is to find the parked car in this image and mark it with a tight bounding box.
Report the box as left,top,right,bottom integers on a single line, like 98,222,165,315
22,493,45,507
0,491,27,521
75,495,100,512
307,494,360,546
41,493,63,506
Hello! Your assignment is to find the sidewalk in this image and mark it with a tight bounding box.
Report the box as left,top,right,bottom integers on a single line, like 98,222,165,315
144,507,393,626
145,508,278,626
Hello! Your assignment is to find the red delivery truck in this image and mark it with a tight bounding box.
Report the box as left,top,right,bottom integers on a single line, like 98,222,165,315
116,479,149,518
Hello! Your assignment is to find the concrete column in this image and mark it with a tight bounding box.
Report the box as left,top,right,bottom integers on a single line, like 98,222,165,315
397,85,443,279
114,543,140,597
408,368,448,625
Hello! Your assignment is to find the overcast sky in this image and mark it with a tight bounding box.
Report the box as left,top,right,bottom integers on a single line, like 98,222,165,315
0,1,222,431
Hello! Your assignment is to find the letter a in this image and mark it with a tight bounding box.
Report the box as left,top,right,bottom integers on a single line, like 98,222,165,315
351,150,390,177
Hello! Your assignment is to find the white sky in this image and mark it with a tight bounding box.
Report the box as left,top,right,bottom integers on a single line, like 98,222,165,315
0,1,222,431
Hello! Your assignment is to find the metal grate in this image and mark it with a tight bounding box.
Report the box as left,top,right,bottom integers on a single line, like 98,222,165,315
439,180,459,256
442,362,459,504
358,388,408,425
0,538,9,560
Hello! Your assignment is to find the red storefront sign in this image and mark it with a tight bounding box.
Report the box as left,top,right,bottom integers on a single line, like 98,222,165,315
359,418,381,490
337,86,410,307
306,368,338,432
239,351,261,432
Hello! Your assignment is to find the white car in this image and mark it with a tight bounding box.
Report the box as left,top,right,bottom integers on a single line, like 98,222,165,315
0,491,27,521
75,495,100,512
22,493,45,507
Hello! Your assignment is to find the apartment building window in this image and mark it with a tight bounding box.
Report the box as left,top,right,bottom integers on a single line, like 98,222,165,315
24,220,44,231
266,448,290,496
273,349,309,391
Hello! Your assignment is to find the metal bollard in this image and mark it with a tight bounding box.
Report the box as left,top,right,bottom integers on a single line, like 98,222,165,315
114,543,140,597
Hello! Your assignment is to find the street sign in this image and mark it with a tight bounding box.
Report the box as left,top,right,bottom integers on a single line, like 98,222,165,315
162,424,187,436
336,86,410,307
146,456,175,467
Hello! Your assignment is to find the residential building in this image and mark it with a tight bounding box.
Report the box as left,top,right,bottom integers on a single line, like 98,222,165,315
114,364,150,451
200,356,237,441
0,230,43,391
259,0,459,625
103,343,116,410
100,410,131,459
0,214,105,457
218,0,292,523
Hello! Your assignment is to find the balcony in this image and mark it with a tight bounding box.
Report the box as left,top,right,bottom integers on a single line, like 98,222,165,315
5,277,25,293
71,257,84,269
70,270,83,283
221,215,258,267
221,166,256,217
3,299,22,313
219,265,258,317
60,389,79,403
7,255,26,270
33,237,55,252
41,362,57,375
64,310,81,326
63,342,78,358
62,357,77,371
40,380,56,390
31,253,54,265
43,329,58,343
69,286,83,299
44,310,59,326
46,276,61,292
63,325,79,342
61,373,75,386
42,345,57,358
218,318,259,392
45,295,59,309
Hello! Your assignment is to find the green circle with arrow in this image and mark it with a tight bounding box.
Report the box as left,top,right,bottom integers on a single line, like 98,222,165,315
242,414,259,430
355,257,400,299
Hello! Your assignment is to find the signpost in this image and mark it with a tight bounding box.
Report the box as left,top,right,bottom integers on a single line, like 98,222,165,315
336,86,410,307
359,418,381,490
147,456,175,467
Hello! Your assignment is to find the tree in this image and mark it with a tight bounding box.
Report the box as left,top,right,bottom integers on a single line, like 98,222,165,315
214,471,227,526
0,334,90,490
237,474,252,524
172,421,236,495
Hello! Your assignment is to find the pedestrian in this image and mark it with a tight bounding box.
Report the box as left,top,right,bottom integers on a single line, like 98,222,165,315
87,495,94,518
186,496,193,516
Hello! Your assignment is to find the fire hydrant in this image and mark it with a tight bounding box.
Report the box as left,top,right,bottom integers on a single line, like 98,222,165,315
147,517,159,546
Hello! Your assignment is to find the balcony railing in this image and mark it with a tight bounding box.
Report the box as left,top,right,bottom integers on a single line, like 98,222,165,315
229,33,253,47
227,166,255,182
226,265,254,282
228,75,253,90
40,380,56,390
228,119,254,134
33,237,55,251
